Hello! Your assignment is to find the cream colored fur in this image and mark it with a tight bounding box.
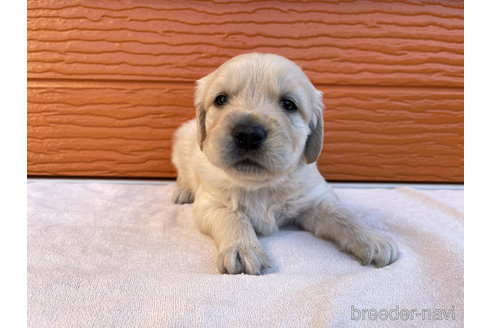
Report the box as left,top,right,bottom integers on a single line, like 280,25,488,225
172,53,398,275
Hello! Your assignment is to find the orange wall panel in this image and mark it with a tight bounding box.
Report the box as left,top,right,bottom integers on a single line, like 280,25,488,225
27,0,464,182
28,81,463,182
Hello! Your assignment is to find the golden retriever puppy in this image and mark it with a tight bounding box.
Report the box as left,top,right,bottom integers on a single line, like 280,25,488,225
172,53,398,274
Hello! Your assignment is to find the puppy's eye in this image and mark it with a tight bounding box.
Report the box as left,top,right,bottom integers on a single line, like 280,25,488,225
214,94,228,107
280,98,297,112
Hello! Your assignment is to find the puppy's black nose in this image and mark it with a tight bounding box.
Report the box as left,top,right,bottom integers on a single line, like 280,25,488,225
231,124,267,150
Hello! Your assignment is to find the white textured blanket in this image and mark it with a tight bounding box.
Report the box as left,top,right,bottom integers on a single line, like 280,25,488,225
27,181,463,327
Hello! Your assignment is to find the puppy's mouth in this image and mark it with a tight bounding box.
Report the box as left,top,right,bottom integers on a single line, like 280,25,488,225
232,158,266,173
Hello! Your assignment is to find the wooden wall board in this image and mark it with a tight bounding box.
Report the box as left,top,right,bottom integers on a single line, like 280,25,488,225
27,0,464,182
28,81,463,182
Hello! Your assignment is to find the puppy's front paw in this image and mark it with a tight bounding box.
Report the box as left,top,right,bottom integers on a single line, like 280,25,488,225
172,186,194,204
348,231,399,268
217,241,270,275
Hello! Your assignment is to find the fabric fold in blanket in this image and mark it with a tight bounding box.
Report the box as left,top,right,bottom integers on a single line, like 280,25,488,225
27,181,463,327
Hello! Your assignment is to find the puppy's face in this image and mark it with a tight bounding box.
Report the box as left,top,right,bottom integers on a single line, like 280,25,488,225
195,53,324,183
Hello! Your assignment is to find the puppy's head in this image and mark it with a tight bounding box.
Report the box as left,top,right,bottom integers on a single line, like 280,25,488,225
195,53,324,183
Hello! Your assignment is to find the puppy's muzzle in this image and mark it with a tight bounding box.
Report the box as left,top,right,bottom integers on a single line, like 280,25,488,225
231,123,267,151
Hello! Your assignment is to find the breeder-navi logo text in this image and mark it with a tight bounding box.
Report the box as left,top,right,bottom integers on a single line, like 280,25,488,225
351,305,455,321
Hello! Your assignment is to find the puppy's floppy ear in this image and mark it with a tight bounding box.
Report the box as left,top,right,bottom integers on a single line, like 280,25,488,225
305,89,325,164
194,75,211,151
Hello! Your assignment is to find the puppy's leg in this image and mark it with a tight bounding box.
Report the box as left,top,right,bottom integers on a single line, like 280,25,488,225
172,186,194,204
298,188,398,267
194,201,270,275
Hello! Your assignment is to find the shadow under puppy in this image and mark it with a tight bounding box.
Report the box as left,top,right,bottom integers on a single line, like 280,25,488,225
172,53,398,275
